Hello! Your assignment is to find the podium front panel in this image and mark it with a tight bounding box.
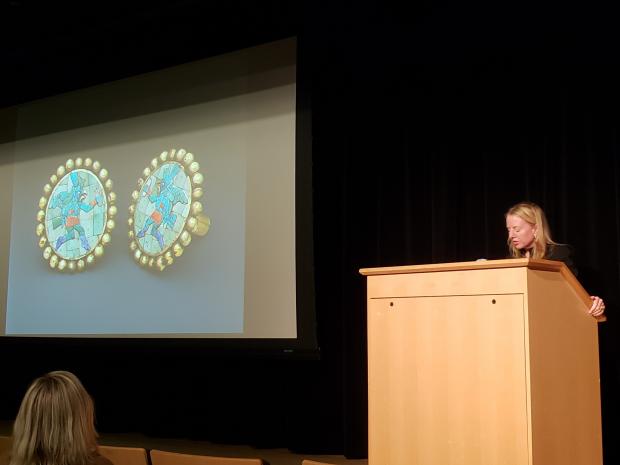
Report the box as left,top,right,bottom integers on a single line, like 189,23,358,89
368,293,529,465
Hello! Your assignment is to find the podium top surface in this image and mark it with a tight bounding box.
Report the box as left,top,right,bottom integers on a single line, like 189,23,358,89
359,258,563,276
360,258,605,322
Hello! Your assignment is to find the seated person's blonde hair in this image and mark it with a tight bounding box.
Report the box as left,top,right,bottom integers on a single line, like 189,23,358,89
10,371,99,465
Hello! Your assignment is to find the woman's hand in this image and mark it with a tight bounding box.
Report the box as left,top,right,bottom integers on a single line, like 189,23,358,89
589,296,606,317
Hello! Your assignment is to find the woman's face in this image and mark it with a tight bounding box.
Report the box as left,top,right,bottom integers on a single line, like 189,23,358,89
506,214,537,250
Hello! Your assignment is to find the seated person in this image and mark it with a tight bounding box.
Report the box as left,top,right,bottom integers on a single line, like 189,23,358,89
1,371,113,465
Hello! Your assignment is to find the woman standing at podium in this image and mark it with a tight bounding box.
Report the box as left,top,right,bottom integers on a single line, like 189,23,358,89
505,201,606,318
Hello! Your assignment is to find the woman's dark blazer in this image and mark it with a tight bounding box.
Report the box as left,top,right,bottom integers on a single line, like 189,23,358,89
544,243,578,276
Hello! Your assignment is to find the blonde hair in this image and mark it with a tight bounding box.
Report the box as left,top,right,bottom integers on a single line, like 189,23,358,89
505,201,556,259
10,371,98,465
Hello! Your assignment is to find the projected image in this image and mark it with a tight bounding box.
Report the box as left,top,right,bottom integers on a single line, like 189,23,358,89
36,159,116,272
4,38,296,337
129,149,210,271
135,162,189,252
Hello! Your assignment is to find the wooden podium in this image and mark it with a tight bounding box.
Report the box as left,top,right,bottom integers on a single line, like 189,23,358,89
360,259,603,465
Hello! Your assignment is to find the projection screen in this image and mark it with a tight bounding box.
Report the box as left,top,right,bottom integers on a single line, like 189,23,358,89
0,38,314,348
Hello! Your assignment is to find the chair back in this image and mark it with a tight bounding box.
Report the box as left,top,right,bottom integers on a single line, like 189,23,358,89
99,445,149,465
0,436,12,460
150,449,263,465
